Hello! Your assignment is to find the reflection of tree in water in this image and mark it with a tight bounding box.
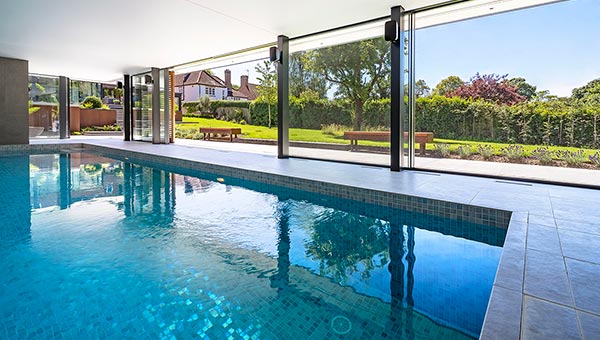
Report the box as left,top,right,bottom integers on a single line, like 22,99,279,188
181,176,213,194
306,209,390,283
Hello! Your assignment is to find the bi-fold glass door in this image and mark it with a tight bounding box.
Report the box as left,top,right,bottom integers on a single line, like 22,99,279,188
132,72,153,142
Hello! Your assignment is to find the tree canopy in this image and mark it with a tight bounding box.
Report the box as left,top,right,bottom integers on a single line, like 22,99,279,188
571,78,600,101
506,77,537,101
432,76,464,97
450,73,525,105
310,37,390,130
255,60,277,128
289,51,329,99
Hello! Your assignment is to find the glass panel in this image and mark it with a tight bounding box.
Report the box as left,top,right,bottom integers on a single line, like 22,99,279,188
132,73,153,142
173,48,276,154
413,0,600,185
28,74,60,139
288,21,390,166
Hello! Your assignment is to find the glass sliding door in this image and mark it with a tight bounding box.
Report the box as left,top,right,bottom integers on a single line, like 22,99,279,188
287,20,391,166
28,74,60,139
410,0,600,186
132,73,153,142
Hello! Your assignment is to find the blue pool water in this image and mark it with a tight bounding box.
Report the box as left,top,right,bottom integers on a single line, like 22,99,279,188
0,152,506,339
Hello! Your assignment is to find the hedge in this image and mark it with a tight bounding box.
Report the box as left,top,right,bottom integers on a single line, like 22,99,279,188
182,95,600,148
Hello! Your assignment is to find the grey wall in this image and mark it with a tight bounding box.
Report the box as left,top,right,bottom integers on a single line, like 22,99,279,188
0,57,28,144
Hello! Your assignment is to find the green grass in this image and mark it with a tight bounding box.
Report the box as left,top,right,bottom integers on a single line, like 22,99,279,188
177,117,600,157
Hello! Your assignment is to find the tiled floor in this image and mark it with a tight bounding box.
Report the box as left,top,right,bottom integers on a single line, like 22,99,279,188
29,138,600,340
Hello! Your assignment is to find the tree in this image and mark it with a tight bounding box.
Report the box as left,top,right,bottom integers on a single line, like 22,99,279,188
311,37,390,130
289,51,329,98
255,60,277,128
450,73,525,105
405,79,431,98
571,78,600,101
506,77,537,101
432,76,464,97
415,79,431,98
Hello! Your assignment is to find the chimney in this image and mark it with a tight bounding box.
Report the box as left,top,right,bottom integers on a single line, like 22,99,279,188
240,75,249,89
224,69,232,89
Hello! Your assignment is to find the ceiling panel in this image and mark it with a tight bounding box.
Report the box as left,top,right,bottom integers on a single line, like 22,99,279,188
0,0,564,81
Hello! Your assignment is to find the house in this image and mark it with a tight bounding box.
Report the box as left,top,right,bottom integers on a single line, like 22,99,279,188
174,70,228,101
175,69,260,102
223,69,259,101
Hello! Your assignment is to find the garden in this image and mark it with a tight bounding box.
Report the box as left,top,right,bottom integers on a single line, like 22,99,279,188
174,37,600,170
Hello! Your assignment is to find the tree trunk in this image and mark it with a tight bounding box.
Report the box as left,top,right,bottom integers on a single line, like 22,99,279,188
268,104,271,129
594,113,598,148
353,99,363,131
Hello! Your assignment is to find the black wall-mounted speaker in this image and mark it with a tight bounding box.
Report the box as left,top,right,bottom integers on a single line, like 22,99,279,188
384,20,398,42
144,74,153,84
269,46,280,63
117,81,123,89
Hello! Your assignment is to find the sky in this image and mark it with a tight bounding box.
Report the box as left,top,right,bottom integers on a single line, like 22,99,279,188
415,0,600,97
215,0,600,98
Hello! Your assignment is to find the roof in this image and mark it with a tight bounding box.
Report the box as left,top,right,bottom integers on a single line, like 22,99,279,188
231,89,248,99
238,83,259,100
174,70,226,88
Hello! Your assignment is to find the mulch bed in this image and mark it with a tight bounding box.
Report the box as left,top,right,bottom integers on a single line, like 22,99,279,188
428,152,600,170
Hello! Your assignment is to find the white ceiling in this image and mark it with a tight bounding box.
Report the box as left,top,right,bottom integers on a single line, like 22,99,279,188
0,0,563,82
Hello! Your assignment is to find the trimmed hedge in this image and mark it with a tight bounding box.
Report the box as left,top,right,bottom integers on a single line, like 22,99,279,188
182,95,600,148
249,97,353,129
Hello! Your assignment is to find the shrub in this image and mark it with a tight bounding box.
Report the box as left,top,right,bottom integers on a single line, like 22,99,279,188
321,124,350,136
216,107,250,123
435,143,451,157
81,96,103,109
590,151,600,167
531,147,554,164
556,150,586,165
456,145,473,158
477,144,495,158
501,144,525,160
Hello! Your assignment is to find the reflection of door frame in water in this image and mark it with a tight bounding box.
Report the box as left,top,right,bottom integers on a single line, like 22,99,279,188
122,163,176,219
389,224,416,338
272,201,291,292
58,153,72,209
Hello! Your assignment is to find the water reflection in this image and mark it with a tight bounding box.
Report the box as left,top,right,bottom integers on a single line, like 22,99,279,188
19,152,502,338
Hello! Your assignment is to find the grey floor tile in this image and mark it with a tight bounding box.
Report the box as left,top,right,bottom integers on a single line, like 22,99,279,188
522,296,581,340
556,219,600,236
559,230,600,264
525,249,573,306
494,245,525,292
480,285,522,340
471,191,553,215
565,259,600,315
578,311,600,340
527,223,561,255
528,214,556,227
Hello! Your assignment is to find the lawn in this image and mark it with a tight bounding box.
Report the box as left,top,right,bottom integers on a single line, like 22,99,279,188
177,117,600,158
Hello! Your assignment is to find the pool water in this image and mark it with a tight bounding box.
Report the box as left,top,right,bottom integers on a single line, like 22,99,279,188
0,152,506,339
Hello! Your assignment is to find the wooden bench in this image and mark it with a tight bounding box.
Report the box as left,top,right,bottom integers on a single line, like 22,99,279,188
199,127,242,142
343,131,434,154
